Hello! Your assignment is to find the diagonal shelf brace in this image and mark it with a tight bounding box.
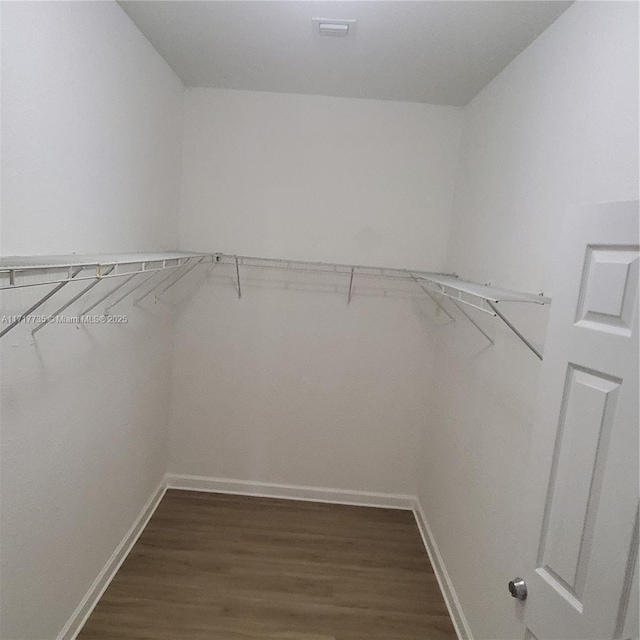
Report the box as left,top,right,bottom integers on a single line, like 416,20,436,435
0,267,84,339
80,273,139,316
105,271,158,313
487,301,542,361
134,261,192,305
156,257,205,298
235,256,242,299
347,267,355,304
32,267,115,335
408,272,455,321
446,298,494,345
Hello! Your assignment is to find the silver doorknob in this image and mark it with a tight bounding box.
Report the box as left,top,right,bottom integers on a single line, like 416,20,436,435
508,577,527,601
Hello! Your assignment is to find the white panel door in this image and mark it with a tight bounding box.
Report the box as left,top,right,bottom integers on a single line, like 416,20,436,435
521,201,639,640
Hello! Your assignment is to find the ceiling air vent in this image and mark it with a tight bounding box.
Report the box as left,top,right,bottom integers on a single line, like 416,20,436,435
312,19,357,38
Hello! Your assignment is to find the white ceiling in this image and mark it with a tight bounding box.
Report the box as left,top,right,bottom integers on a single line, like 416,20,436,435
119,1,572,106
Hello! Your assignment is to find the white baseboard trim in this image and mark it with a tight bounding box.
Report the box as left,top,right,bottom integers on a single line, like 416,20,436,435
165,473,416,510
413,498,473,640
57,479,167,640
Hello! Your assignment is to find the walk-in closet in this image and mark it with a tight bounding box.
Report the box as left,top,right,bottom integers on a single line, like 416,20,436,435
1,2,638,639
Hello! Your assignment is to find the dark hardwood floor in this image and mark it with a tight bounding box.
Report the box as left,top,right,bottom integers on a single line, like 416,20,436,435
79,490,457,640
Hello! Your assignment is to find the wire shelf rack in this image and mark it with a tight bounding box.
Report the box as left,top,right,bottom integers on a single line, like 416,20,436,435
0,250,549,358
0,252,209,290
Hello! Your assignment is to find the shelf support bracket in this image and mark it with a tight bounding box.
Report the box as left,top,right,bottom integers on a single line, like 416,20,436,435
486,301,542,360
31,267,115,335
105,271,158,313
408,273,455,321
0,266,83,339
156,257,205,298
347,267,355,304
134,262,190,306
446,298,494,345
80,273,138,316
235,256,242,299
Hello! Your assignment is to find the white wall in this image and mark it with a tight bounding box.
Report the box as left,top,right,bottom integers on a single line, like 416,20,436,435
0,3,184,638
418,3,639,639
169,267,445,495
1,2,183,256
180,88,463,271
170,89,463,494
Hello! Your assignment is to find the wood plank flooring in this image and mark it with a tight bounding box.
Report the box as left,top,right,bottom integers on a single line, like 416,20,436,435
79,490,456,640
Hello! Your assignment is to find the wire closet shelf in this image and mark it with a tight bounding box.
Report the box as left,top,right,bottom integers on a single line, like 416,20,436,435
0,251,550,358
